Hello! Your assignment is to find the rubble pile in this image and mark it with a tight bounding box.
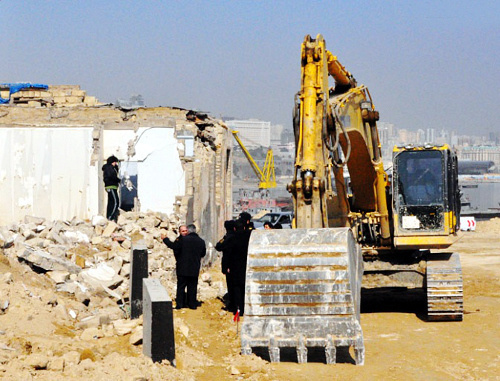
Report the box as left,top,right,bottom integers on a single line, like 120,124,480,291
0,212,223,369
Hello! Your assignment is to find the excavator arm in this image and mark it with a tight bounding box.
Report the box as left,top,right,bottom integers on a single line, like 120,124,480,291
288,34,390,245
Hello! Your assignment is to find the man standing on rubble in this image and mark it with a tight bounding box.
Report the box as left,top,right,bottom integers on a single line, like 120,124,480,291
162,224,206,309
102,155,121,222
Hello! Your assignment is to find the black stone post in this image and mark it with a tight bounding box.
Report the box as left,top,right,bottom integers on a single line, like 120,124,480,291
130,242,148,319
143,278,176,365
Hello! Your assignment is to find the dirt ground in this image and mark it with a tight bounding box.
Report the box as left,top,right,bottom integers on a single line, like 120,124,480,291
1,219,499,380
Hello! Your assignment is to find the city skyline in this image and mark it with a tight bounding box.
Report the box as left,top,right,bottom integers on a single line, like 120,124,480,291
1,1,498,136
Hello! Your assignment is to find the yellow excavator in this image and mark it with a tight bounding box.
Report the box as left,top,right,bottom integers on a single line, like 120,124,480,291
241,34,462,365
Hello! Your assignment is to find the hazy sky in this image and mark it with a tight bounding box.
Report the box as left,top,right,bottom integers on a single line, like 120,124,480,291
1,1,498,135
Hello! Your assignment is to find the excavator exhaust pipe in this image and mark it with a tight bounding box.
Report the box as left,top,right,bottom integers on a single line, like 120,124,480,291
241,228,365,365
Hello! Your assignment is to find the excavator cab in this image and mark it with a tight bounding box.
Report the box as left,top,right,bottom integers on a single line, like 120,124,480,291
392,144,460,250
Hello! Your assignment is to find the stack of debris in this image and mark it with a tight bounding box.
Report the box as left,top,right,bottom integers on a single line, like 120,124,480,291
0,84,100,107
0,212,223,339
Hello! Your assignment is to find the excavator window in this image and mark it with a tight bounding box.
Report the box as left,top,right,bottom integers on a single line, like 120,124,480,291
395,150,444,206
393,149,447,231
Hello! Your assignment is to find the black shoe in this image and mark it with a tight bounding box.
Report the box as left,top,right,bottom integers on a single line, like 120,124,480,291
188,306,197,310
175,305,184,310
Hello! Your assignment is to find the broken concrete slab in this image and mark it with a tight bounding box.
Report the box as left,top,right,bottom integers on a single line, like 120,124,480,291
19,248,82,274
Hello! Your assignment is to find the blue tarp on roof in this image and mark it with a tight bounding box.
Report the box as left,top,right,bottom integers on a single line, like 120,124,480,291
0,83,49,104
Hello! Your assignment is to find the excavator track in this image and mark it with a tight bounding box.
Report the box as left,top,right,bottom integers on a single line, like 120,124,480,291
241,228,365,365
426,252,463,321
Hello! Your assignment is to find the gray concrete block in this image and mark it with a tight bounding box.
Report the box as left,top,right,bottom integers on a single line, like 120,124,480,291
130,243,148,319
143,278,175,365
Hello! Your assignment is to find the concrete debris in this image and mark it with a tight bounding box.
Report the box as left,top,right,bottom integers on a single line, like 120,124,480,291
1,211,200,302
18,248,82,274
129,326,143,345
0,209,225,375
0,272,13,284
26,354,49,370
47,270,70,284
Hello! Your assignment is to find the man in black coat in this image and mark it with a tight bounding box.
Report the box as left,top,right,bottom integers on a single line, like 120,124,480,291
215,220,236,311
163,224,206,309
227,219,251,316
102,155,121,222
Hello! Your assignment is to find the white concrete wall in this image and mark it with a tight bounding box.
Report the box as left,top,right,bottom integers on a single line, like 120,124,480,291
103,127,185,215
0,127,98,224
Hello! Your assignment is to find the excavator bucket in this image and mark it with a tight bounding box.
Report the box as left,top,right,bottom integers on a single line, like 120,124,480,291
241,227,365,365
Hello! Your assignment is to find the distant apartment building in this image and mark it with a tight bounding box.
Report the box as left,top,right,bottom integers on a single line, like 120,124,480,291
270,124,284,146
458,146,500,169
225,119,271,148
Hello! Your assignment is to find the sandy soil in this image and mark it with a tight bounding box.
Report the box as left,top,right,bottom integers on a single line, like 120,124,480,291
1,219,499,380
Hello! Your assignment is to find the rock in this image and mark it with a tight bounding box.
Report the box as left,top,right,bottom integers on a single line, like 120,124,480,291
121,239,132,250
53,304,69,320
119,263,131,277
24,215,46,225
77,315,100,329
111,256,124,272
26,354,49,369
177,322,189,338
63,351,81,366
230,366,241,375
49,230,67,245
201,272,212,285
0,272,13,284
91,236,104,245
47,357,65,371
79,358,94,370
112,319,138,336
1,300,9,313
21,228,35,240
102,221,118,237
129,327,143,345
92,215,108,227
64,231,90,244
79,263,123,290
47,270,70,283
80,327,103,341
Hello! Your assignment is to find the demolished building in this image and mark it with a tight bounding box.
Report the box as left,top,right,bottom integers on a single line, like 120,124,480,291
0,84,233,244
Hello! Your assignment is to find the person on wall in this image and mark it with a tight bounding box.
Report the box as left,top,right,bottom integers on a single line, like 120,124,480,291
102,155,121,222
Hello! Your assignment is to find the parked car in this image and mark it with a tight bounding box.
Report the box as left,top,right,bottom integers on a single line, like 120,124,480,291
252,212,293,229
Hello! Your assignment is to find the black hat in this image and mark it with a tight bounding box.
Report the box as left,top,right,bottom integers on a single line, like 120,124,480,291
106,155,119,164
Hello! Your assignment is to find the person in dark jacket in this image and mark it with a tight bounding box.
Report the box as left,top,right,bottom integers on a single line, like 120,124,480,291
102,155,121,222
239,212,254,231
227,219,250,316
163,224,206,309
215,220,236,311
162,224,188,258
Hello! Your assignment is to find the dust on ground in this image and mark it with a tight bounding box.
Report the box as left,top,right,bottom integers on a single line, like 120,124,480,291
1,219,499,380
